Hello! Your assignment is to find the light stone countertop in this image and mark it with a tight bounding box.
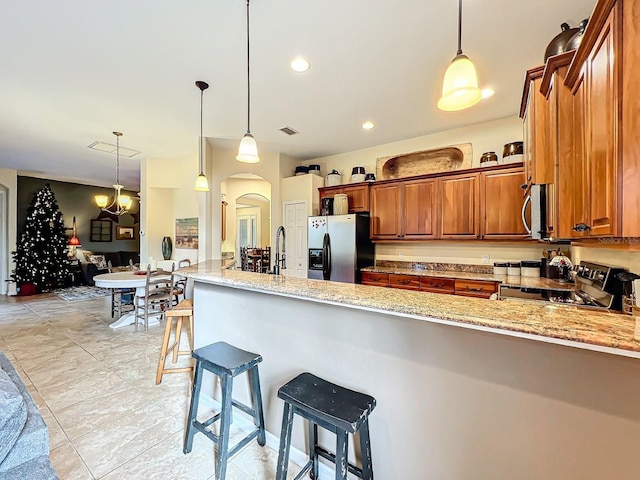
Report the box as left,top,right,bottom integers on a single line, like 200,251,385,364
361,266,575,291
182,260,640,358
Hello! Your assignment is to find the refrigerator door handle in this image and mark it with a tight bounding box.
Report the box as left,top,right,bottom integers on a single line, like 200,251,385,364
322,233,331,280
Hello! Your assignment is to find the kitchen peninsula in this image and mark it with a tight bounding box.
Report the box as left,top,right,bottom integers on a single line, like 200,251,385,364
184,261,640,480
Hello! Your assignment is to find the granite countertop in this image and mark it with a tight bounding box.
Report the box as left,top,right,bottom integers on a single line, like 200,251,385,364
361,266,574,291
183,261,640,358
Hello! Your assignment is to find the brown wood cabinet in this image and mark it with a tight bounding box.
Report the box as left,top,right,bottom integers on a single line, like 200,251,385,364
584,6,619,237
388,274,421,290
438,172,479,239
420,277,455,294
520,66,545,190
361,271,389,287
318,183,370,213
480,166,527,239
454,279,499,299
370,178,436,241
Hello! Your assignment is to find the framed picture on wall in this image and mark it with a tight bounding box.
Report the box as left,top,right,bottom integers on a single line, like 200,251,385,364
115,226,135,240
175,217,198,249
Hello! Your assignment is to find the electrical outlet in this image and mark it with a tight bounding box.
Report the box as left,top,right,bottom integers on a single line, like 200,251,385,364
482,254,490,265
398,251,404,260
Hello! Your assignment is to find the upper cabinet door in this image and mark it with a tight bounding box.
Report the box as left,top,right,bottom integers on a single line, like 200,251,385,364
586,6,619,237
481,167,527,238
438,173,479,238
370,183,402,240
403,179,437,239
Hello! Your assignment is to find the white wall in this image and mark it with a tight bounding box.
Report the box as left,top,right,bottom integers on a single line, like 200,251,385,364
140,154,200,265
302,116,522,177
0,168,17,294
572,246,640,273
205,142,297,261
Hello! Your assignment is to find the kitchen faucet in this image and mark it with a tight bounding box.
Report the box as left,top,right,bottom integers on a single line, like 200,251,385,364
273,225,286,275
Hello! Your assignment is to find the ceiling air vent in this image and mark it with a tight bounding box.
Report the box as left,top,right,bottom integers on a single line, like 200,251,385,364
279,126,298,136
87,141,140,157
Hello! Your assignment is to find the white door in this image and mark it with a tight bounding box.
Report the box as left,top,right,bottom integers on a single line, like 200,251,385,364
283,201,308,278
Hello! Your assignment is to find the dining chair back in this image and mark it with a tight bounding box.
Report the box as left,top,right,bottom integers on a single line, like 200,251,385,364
134,264,172,331
107,260,135,318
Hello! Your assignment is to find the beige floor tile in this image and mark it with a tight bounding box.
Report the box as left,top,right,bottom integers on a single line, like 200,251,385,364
50,439,94,480
18,344,99,374
55,384,151,440
72,402,184,478
41,406,68,450
101,430,216,480
40,370,127,411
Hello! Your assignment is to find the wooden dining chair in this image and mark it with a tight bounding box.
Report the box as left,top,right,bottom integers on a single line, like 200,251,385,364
260,246,271,273
133,265,172,331
107,260,135,318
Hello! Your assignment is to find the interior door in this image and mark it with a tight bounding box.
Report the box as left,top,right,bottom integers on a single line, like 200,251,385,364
283,201,308,278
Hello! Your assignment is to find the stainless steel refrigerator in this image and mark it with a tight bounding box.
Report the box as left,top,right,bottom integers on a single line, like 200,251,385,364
307,214,374,283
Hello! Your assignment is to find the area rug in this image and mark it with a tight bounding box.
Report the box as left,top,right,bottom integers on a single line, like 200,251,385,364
54,286,110,302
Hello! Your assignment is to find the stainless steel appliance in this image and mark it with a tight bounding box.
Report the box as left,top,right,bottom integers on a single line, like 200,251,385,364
522,184,547,240
308,214,374,283
500,261,628,311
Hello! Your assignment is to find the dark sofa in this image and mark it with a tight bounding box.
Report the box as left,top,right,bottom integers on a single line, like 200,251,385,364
83,251,140,285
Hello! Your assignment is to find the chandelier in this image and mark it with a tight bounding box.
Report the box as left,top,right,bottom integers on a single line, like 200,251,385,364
95,131,132,215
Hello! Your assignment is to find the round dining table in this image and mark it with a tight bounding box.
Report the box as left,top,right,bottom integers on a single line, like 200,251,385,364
94,270,171,329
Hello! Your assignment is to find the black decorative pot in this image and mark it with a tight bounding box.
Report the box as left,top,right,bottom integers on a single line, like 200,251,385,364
161,236,172,260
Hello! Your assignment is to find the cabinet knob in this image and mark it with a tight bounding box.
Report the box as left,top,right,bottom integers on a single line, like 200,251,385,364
572,223,591,232
520,183,528,190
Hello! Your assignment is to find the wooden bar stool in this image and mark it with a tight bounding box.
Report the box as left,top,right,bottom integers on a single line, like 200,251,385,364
275,372,376,480
155,299,194,384
183,341,266,480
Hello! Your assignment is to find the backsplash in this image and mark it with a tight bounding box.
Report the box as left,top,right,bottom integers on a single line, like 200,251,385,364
376,260,493,274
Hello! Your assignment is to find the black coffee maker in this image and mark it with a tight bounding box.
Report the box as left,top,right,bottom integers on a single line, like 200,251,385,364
321,197,334,216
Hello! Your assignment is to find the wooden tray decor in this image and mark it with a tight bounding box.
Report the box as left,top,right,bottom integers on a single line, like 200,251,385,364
375,143,472,180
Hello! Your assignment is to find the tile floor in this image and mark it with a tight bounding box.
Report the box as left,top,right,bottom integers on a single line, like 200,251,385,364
0,293,307,479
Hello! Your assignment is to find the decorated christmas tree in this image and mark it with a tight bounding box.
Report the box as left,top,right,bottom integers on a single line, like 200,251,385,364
12,184,70,293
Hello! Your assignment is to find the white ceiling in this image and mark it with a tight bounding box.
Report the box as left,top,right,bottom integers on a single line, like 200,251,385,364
0,0,594,190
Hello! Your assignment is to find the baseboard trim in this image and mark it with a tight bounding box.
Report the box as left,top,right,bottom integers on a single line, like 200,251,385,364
199,394,334,479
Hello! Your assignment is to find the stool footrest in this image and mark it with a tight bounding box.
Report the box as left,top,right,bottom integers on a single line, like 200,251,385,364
316,445,364,479
202,412,222,428
293,461,313,480
231,399,257,418
227,428,259,458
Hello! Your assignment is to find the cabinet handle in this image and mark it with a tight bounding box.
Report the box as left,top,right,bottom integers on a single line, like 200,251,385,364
572,223,591,232
398,279,411,285
466,287,484,292
433,283,446,288
520,183,528,190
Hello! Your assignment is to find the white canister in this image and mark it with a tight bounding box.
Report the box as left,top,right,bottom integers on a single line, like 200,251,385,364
333,194,348,215
326,172,342,187
507,262,521,276
520,261,541,278
493,263,508,275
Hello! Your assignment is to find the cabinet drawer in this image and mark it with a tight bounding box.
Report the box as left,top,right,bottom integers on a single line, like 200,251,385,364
361,272,389,287
388,274,421,290
420,277,455,294
454,280,498,299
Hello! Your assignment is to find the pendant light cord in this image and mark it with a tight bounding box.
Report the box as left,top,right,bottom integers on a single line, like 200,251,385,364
246,0,251,134
115,133,120,185
200,88,204,174
457,0,463,55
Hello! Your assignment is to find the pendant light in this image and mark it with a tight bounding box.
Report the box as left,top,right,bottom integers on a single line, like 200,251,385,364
437,0,483,112
95,132,132,215
195,80,210,192
236,0,260,163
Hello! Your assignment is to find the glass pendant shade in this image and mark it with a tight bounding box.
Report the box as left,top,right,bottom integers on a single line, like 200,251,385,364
95,194,109,208
194,173,210,192
437,54,483,111
236,133,260,163
118,193,132,209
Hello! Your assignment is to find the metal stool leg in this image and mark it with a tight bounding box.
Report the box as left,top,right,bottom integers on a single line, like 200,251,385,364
276,402,294,480
216,374,234,480
336,430,349,480
248,366,266,446
183,359,203,454
308,421,319,480
359,421,374,480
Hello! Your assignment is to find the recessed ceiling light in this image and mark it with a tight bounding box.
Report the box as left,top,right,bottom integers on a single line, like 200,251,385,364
290,57,310,73
481,88,495,99
362,121,375,130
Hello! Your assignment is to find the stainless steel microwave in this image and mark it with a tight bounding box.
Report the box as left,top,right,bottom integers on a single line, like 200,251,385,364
522,184,547,240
